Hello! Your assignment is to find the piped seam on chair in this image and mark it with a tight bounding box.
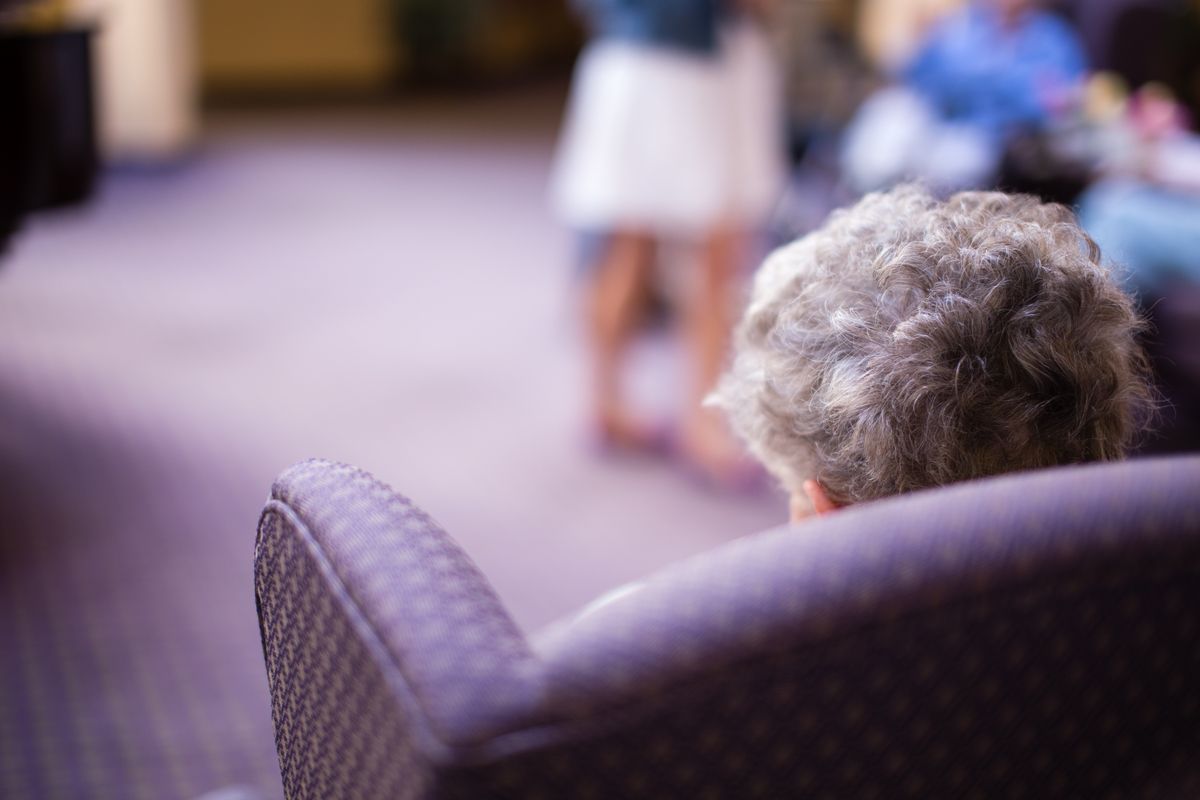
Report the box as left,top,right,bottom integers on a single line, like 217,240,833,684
434,564,1200,768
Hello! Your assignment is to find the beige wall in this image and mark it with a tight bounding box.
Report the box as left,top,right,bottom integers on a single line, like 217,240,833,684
197,0,394,92
96,0,197,159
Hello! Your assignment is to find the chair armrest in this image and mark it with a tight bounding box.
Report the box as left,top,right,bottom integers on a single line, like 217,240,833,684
254,459,539,754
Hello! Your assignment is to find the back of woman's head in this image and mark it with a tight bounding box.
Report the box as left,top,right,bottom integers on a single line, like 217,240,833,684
715,185,1155,504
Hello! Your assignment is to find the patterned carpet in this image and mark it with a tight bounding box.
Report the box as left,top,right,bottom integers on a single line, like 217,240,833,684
0,371,280,798
0,92,782,799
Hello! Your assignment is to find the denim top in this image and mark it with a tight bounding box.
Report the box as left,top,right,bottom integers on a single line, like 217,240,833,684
573,0,724,55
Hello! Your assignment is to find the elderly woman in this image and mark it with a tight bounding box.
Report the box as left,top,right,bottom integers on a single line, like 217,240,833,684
713,185,1155,521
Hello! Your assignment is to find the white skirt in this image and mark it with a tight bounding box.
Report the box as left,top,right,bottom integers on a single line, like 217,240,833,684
551,21,786,236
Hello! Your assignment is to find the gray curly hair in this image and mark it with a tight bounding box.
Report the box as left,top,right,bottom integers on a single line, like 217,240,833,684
713,185,1154,504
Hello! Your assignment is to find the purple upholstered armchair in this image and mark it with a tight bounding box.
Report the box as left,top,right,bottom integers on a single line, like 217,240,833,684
254,457,1200,800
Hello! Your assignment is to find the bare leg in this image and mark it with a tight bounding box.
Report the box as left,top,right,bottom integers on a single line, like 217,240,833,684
680,224,749,481
587,231,657,447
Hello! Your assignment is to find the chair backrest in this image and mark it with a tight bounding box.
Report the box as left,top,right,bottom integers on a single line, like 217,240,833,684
255,456,1200,799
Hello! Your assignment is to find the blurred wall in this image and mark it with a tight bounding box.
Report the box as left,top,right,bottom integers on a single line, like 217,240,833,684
197,0,393,93
196,0,581,96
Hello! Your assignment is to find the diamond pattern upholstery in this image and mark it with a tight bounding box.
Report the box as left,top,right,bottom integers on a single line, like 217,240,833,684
255,457,1200,799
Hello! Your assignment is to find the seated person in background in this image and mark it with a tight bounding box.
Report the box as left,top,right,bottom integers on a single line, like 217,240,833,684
1077,82,1200,300
712,184,1155,521
841,0,1086,193
1076,83,1200,454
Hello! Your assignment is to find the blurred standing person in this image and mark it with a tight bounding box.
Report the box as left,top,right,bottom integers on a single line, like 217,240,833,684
552,0,786,485
842,0,1087,193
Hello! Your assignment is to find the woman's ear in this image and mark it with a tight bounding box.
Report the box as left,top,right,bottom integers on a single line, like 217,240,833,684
803,479,841,516
789,480,843,522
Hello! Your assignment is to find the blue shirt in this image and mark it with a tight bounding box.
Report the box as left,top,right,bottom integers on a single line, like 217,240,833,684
904,5,1087,137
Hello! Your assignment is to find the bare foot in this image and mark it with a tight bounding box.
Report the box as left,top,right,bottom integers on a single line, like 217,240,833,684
594,409,671,455
678,409,762,489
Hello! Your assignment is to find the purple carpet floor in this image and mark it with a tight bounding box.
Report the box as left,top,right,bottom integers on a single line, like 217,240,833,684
0,91,783,799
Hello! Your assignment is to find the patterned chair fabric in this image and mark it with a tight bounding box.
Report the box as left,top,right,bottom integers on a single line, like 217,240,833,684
255,457,1200,799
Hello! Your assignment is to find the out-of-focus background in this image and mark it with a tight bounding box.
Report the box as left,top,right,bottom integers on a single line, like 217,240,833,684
1,1,1198,797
